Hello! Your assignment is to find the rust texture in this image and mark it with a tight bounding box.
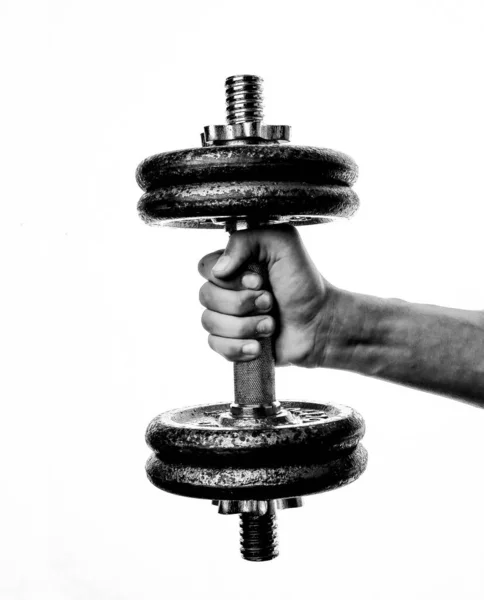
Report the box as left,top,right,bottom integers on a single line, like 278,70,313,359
145,401,367,500
146,401,364,454
136,145,358,191
136,145,359,228
146,444,367,501
138,181,358,227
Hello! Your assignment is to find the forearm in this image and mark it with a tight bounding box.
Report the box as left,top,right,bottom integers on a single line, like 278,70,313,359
320,287,484,407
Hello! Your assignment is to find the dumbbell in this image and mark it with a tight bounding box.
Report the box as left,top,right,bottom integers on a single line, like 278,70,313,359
136,75,367,562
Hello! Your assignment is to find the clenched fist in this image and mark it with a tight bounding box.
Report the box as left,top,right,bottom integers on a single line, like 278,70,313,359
198,225,334,368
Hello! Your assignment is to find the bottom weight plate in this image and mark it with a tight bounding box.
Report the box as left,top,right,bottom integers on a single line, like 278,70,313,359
146,401,367,500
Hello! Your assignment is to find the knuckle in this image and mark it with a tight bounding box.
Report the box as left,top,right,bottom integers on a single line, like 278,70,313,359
208,335,239,363
225,343,240,362
273,224,300,248
228,340,247,362
235,292,249,314
239,318,253,338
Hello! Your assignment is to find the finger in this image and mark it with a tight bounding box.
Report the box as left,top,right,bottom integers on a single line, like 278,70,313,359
208,335,261,362
199,282,273,316
210,230,260,279
209,225,300,280
201,310,275,339
198,250,264,291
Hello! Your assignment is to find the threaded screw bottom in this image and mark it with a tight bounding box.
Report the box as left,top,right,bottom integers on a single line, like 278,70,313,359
239,511,279,562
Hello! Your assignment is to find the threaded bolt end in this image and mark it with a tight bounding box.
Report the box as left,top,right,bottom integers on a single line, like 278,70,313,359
225,74,264,125
239,511,279,562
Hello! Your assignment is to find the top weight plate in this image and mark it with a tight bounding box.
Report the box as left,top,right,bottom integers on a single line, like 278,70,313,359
136,144,359,228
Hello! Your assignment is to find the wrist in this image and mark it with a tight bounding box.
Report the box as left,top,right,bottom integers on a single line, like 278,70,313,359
315,285,390,373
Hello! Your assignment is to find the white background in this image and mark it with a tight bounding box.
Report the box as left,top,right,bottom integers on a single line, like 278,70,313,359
1,1,484,599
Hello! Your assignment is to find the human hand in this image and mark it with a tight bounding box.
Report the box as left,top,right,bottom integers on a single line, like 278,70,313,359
198,225,334,368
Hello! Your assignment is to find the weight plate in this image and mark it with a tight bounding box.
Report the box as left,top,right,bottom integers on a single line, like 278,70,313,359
147,401,364,454
145,401,367,500
146,446,367,500
138,181,359,228
136,145,358,191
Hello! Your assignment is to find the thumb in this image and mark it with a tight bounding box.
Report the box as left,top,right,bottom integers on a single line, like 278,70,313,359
211,229,260,279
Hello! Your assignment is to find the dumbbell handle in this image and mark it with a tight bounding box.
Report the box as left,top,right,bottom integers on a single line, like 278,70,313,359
233,261,276,408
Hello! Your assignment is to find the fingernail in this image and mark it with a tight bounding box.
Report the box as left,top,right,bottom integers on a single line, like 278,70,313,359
242,342,259,355
255,293,271,310
242,274,260,289
256,318,273,334
213,255,231,274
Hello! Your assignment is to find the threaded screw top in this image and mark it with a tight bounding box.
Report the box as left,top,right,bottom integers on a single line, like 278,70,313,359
225,74,264,125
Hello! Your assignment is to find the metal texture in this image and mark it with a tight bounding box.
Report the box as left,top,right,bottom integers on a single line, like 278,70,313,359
202,123,291,145
199,74,290,146
146,445,367,501
145,401,367,500
226,260,294,423
240,507,279,562
138,180,358,228
225,74,264,124
214,498,303,515
136,144,358,190
233,262,275,408
136,143,358,228
213,498,300,561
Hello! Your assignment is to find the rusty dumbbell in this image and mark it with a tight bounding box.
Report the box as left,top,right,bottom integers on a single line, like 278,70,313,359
136,75,367,562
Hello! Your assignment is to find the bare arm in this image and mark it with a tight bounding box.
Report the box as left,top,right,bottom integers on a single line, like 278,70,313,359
319,289,484,406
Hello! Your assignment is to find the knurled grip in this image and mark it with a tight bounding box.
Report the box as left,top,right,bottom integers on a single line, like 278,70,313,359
233,261,276,407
